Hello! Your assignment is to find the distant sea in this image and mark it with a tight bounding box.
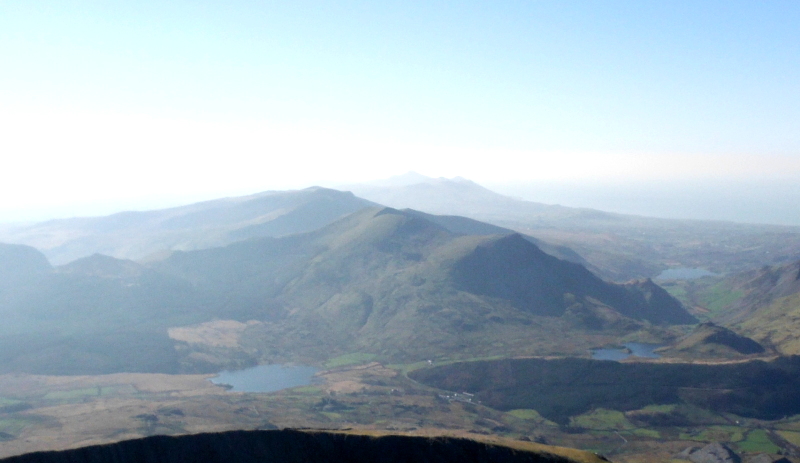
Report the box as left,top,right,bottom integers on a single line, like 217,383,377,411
491,179,800,227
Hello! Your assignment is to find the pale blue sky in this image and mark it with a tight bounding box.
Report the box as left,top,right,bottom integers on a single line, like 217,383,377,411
1,1,799,221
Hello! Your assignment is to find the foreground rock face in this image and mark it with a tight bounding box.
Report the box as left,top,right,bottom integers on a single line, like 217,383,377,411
747,455,792,463
687,443,741,463
0,429,601,463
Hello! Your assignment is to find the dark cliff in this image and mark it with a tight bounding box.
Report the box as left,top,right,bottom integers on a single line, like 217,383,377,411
0,429,603,463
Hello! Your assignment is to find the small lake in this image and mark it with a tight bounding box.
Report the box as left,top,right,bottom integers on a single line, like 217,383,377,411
655,267,718,280
209,364,320,393
591,342,664,361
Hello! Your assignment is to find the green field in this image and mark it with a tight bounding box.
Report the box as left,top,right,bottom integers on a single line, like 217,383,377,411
570,409,635,431
736,429,780,454
697,282,744,318
324,353,377,369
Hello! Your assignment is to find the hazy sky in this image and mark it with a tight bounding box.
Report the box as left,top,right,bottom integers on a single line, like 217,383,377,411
1,1,799,221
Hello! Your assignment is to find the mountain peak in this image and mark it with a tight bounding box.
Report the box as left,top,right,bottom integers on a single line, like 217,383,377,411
379,171,433,186
356,172,488,189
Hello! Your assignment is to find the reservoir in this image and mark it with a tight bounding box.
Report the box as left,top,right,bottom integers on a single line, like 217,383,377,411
655,267,718,280
591,342,663,361
210,364,320,392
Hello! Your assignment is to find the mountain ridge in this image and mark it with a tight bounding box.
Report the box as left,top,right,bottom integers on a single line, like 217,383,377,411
0,187,375,265
155,207,694,367
345,174,800,281
0,207,693,374
4,175,798,282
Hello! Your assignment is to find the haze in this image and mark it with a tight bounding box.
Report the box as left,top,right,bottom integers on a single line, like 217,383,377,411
1,1,799,224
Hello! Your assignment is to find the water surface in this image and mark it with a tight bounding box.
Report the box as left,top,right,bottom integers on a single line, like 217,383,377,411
210,364,319,392
591,342,664,361
656,267,718,280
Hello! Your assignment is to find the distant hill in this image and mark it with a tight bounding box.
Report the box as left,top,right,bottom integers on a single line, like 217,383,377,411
345,173,800,281
0,188,375,265
0,243,51,289
4,174,796,281
154,207,694,366
0,208,694,374
0,244,209,374
346,173,580,223
58,253,145,280
0,429,604,463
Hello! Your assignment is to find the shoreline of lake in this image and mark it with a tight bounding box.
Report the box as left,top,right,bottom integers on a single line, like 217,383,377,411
209,364,320,393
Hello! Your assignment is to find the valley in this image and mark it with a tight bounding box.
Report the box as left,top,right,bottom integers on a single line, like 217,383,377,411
2,357,799,462
0,177,799,462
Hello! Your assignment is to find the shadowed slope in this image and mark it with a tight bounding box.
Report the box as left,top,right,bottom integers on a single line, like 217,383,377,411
452,234,697,324
401,209,593,269
410,356,800,425
666,322,765,357
0,429,604,463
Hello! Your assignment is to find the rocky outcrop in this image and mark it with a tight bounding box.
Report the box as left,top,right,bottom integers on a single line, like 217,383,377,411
686,443,741,463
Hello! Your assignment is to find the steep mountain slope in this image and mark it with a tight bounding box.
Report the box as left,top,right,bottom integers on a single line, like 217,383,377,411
401,209,593,269
738,293,800,355
722,261,800,355
346,174,800,281
719,261,800,323
158,207,693,324
450,234,694,324
0,188,374,265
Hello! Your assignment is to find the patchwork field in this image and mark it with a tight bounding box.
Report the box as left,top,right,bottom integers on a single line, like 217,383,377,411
1,359,799,462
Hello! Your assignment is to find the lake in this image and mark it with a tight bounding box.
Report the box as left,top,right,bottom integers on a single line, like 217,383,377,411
655,267,718,280
209,364,320,392
591,342,663,361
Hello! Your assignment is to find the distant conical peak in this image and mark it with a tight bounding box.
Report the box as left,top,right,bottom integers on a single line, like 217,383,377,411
362,171,490,189
375,171,433,186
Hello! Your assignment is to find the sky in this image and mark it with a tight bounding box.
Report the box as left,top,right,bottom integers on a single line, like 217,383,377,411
1,1,799,223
